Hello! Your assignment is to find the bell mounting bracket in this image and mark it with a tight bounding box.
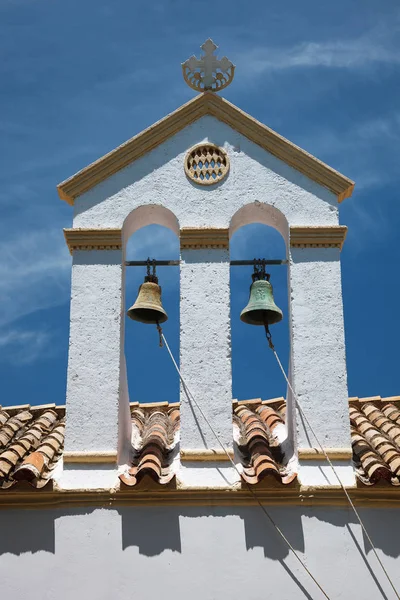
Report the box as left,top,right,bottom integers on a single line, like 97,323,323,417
251,258,271,283
144,257,159,284
125,259,287,267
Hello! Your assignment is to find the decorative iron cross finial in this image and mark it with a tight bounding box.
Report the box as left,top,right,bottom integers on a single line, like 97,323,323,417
182,39,235,93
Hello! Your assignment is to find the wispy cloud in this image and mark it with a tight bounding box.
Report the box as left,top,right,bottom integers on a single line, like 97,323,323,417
286,111,400,248
0,143,99,183
239,20,400,74
245,40,400,73
0,329,52,365
353,114,400,142
298,111,400,190
0,228,71,328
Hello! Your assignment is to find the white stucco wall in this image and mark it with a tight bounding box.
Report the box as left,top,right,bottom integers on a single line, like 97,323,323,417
73,116,338,231
65,249,126,452
289,248,351,453
0,505,399,600
180,248,232,451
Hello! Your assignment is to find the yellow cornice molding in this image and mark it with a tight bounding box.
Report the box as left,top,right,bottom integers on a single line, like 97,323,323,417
57,93,354,205
298,448,353,461
58,95,209,205
1,485,400,510
63,451,117,464
64,228,122,254
180,449,234,462
207,95,354,203
180,227,229,249
290,225,348,249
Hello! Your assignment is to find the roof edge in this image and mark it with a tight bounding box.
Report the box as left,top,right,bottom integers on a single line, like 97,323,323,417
205,94,354,203
57,92,354,205
57,93,209,205
1,485,400,509
2,396,399,416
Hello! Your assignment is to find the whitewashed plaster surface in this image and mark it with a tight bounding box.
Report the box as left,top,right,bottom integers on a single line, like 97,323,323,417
180,248,232,450
64,114,351,483
64,249,127,453
289,247,351,452
1,506,399,600
298,460,356,487
58,464,120,490
177,463,240,487
73,116,339,232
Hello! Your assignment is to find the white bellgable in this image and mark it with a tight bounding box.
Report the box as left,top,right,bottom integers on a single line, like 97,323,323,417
59,40,355,489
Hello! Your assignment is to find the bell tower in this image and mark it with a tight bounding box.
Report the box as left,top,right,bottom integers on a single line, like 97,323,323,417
58,40,355,489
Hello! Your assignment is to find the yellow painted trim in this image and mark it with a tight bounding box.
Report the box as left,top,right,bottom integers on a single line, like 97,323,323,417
180,227,229,249
1,403,31,413
64,228,122,254
63,451,117,464
180,449,234,462
298,448,353,461
236,397,262,406
132,401,170,409
349,395,400,404
290,225,348,249
57,93,354,205
1,485,400,509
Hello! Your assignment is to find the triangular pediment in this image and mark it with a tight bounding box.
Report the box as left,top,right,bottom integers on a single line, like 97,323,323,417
57,92,354,205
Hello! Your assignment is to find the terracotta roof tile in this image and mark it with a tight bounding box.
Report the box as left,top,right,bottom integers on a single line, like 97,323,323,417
120,395,400,488
233,401,296,485
350,400,400,486
2,395,400,491
120,397,296,487
0,406,65,489
119,407,180,487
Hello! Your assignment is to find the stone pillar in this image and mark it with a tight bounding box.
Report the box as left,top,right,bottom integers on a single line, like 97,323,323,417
288,226,355,486
60,229,131,489
178,229,238,487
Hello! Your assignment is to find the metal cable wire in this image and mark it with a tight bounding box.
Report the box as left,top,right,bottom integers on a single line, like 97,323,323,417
271,347,400,600
160,330,332,600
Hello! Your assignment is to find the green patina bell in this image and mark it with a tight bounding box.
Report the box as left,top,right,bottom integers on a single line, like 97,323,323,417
240,277,283,326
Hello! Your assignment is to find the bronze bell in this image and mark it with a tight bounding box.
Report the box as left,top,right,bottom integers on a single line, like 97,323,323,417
127,271,168,325
240,264,283,326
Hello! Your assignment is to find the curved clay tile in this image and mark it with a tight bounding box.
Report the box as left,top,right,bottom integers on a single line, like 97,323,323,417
0,410,33,449
361,403,400,447
13,420,65,486
3,396,400,491
0,408,64,489
381,403,400,426
351,428,392,485
234,403,295,485
350,404,400,485
120,406,180,487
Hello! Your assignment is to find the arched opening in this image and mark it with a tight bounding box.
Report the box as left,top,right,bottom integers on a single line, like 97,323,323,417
123,206,180,404
229,203,289,402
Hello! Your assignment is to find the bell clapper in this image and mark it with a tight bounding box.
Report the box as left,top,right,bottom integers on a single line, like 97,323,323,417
156,322,163,348
264,322,275,350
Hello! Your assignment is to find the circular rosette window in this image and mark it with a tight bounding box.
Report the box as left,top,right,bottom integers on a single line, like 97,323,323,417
184,144,230,186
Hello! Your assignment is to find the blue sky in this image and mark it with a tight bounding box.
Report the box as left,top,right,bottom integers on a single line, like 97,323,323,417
1,0,399,407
